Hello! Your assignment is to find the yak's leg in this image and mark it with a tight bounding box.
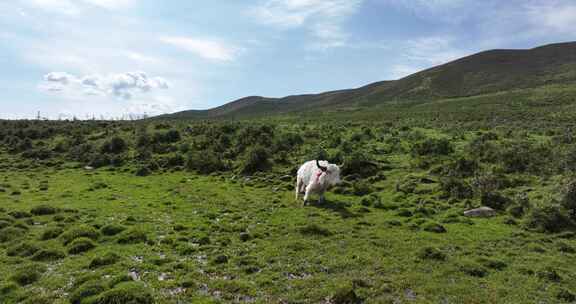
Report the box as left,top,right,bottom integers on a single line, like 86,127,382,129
295,177,302,201
318,192,325,204
303,184,313,206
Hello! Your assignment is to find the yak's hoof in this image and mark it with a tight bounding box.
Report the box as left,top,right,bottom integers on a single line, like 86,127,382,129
303,200,309,206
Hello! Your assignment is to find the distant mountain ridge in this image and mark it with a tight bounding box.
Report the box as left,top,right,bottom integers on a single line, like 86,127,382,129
159,41,576,119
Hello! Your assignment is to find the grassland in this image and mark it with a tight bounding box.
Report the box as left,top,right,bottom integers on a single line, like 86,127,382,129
1,116,576,303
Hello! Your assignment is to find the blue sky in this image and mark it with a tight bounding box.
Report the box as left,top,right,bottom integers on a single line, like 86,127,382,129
2,0,576,119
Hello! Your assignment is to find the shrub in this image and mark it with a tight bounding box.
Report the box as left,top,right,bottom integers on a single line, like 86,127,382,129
299,224,332,237
7,242,40,257
9,210,32,219
443,158,478,177
352,181,374,196
418,247,447,261
439,177,473,200
460,262,488,277
481,192,512,211
31,248,66,261
525,203,574,233
341,151,379,177
68,237,97,254
240,145,270,175
100,136,127,154
101,224,127,236
40,227,64,240
411,138,454,156
186,150,227,174
60,225,100,245
561,179,576,219
557,289,576,302
11,264,46,286
30,205,59,216
94,282,154,304
331,285,363,304
117,228,148,244
89,252,121,269
0,227,26,243
422,222,447,233
70,280,108,304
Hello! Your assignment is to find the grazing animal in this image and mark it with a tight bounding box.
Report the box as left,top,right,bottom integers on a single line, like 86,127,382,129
295,160,341,205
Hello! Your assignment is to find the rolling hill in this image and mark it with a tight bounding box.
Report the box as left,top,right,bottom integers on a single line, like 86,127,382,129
159,41,576,120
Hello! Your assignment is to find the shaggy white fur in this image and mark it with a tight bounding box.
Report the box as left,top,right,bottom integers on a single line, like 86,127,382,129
295,160,341,205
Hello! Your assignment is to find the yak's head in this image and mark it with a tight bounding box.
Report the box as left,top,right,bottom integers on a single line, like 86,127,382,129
316,160,341,186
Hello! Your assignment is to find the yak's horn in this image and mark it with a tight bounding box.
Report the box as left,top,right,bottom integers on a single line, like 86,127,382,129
316,160,328,172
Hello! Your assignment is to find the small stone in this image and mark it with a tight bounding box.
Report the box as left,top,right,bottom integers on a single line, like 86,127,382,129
464,206,496,217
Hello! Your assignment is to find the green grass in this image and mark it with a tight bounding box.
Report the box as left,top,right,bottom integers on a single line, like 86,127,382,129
0,154,575,303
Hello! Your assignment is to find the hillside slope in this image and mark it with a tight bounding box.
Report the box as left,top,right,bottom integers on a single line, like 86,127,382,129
160,41,576,119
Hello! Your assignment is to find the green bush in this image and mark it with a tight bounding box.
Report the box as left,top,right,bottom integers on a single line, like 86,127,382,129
30,205,59,216
60,225,100,245
31,248,66,261
68,238,97,254
93,282,154,304
7,242,40,257
40,227,64,240
341,151,379,177
418,246,447,261
101,224,127,236
240,145,270,175
0,227,26,243
89,252,121,269
439,177,473,200
525,203,574,233
100,136,127,154
411,138,454,156
70,280,108,304
117,228,148,244
11,264,46,286
186,150,227,174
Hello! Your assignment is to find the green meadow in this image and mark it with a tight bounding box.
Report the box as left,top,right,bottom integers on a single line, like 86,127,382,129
1,116,576,303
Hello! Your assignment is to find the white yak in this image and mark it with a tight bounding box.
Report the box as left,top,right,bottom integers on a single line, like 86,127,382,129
295,160,341,205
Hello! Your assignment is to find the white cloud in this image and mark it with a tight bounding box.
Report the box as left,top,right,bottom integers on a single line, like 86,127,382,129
384,36,470,79
25,0,80,15
22,0,137,15
525,1,576,34
404,36,468,66
389,65,421,79
249,0,362,48
39,71,170,100
82,0,136,10
161,36,239,62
